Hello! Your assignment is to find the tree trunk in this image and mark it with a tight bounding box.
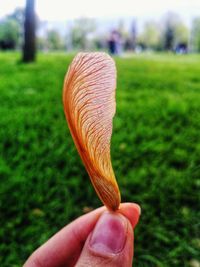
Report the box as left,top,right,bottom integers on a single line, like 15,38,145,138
22,0,36,62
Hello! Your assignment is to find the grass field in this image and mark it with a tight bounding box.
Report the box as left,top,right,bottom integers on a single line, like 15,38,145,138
0,52,200,267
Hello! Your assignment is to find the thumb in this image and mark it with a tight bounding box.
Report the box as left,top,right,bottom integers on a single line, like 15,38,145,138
75,210,139,267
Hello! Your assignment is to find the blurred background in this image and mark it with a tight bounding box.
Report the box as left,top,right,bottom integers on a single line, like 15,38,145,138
0,0,200,266
1,0,200,54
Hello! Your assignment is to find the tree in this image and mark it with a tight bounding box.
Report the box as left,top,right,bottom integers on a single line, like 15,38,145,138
8,8,24,48
138,21,161,50
130,19,137,50
164,25,174,50
191,18,200,52
7,7,24,26
70,18,96,50
22,0,36,62
162,12,189,51
174,23,189,46
46,29,64,50
0,8,24,50
0,19,20,50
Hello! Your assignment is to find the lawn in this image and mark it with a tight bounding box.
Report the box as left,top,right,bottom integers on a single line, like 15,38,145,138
0,52,200,267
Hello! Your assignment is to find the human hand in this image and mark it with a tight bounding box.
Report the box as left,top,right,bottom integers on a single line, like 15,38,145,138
24,203,141,267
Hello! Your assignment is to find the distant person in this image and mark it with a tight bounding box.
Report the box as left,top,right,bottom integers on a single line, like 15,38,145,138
24,203,140,267
175,43,188,54
108,30,122,55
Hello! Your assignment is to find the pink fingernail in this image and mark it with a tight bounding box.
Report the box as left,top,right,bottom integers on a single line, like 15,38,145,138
90,212,127,254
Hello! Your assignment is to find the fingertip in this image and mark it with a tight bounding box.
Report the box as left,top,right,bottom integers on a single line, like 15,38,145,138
117,203,141,228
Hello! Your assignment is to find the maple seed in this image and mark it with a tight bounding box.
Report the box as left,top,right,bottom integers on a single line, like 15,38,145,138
63,52,121,211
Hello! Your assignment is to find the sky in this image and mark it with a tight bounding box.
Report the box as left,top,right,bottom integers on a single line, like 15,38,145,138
1,0,200,22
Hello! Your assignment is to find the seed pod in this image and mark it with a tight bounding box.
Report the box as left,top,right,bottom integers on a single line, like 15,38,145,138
63,52,121,210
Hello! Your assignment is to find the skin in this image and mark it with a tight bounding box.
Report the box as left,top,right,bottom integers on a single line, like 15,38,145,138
24,203,141,267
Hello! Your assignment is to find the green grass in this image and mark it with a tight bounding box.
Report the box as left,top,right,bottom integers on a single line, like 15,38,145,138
0,52,200,267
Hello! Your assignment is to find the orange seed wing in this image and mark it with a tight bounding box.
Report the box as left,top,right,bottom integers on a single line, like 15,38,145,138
63,52,121,210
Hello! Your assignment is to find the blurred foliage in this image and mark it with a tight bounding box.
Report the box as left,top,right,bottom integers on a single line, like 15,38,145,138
174,22,189,45
0,19,21,49
161,13,189,51
37,30,65,51
1,8,200,53
7,7,24,27
69,18,96,50
46,30,65,50
191,18,200,52
137,21,161,50
0,53,200,267
0,8,24,50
